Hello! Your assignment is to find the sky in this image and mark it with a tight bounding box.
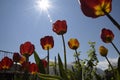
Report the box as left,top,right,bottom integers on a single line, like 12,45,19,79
0,0,120,70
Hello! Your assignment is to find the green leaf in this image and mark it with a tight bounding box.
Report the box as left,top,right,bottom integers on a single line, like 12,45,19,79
34,51,46,74
37,73,62,80
58,54,69,80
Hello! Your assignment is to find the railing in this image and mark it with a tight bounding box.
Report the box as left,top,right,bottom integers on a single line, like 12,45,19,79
0,50,14,60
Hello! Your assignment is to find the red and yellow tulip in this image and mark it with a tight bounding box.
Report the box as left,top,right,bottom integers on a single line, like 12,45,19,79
1,56,13,70
20,41,35,57
13,52,21,63
68,38,80,50
42,59,48,68
99,46,108,57
29,63,39,75
40,36,54,50
79,0,112,18
100,28,114,43
52,20,67,35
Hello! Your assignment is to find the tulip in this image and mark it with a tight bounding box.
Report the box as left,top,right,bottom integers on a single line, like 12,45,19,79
21,62,30,71
19,55,26,65
79,0,120,30
52,20,68,70
68,38,79,50
20,41,35,62
0,62,2,70
79,0,112,18
40,36,54,74
1,56,13,70
13,52,21,63
99,46,108,57
40,36,54,50
68,38,81,66
29,63,39,75
100,28,120,55
99,46,115,78
42,59,48,68
101,28,114,43
52,20,67,35
20,41,35,56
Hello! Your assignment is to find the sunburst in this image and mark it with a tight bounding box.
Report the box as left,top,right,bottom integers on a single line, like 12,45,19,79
35,0,51,11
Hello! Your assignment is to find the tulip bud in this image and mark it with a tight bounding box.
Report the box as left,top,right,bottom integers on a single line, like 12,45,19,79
99,46,108,57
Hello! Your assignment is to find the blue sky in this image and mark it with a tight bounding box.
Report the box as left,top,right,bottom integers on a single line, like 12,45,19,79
0,0,120,68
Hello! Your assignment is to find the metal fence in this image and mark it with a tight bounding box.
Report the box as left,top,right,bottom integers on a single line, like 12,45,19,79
0,50,14,60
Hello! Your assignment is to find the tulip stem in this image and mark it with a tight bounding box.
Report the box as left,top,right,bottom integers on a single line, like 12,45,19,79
111,42,120,56
54,56,57,75
105,56,114,71
75,49,81,67
47,48,49,74
24,55,29,80
105,56,116,79
61,34,67,70
104,10,120,31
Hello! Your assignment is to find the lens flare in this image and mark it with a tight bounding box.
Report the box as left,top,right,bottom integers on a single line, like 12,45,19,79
36,0,51,11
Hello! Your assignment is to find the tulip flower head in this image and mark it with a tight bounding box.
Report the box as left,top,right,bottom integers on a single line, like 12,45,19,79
79,0,112,18
19,56,26,65
52,20,67,35
20,41,35,57
101,28,114,43
68,38,80,50
0,62,2,70
40,36,54,50
29,63,39,75
21,62,30,71
42,59,48,68
1,56,13,70
13,52,21,63
99,46,108,57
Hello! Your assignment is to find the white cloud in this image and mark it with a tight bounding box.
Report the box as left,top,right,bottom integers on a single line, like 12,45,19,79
97,57,118,70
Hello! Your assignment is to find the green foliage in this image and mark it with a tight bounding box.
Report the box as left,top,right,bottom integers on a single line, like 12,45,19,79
34,51,46,74
37,73,62,80
82,41,100,80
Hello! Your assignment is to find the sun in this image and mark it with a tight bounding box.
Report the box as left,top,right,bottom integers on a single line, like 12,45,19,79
36,0,51,11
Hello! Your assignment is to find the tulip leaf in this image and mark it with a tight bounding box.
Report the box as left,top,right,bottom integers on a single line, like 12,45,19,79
58,54,69,80
34,51,46,74
37,73,62,80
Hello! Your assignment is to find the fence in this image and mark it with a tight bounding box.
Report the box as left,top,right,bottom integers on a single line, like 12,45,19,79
0,50,14,60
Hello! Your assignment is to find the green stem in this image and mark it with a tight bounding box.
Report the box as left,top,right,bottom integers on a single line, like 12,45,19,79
54,56,57,75
111,42,120,56
61,34,67,70
47,48,49,74
24,55,29,80
105,56,116,80
105,56,114,71
75,49,81,67
104,10,120,31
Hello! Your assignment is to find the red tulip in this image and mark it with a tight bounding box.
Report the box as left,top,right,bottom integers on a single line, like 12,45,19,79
21,61,30,71
29,63,39,74
79,0,112,18
40,36,54,50
52,20,67,35
13,52,21,63
1,56,13,70
0,62,2,70
19,56,26,65
20,41,35,57
101,28,114,43
68,38,80,50
42,59,48,68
